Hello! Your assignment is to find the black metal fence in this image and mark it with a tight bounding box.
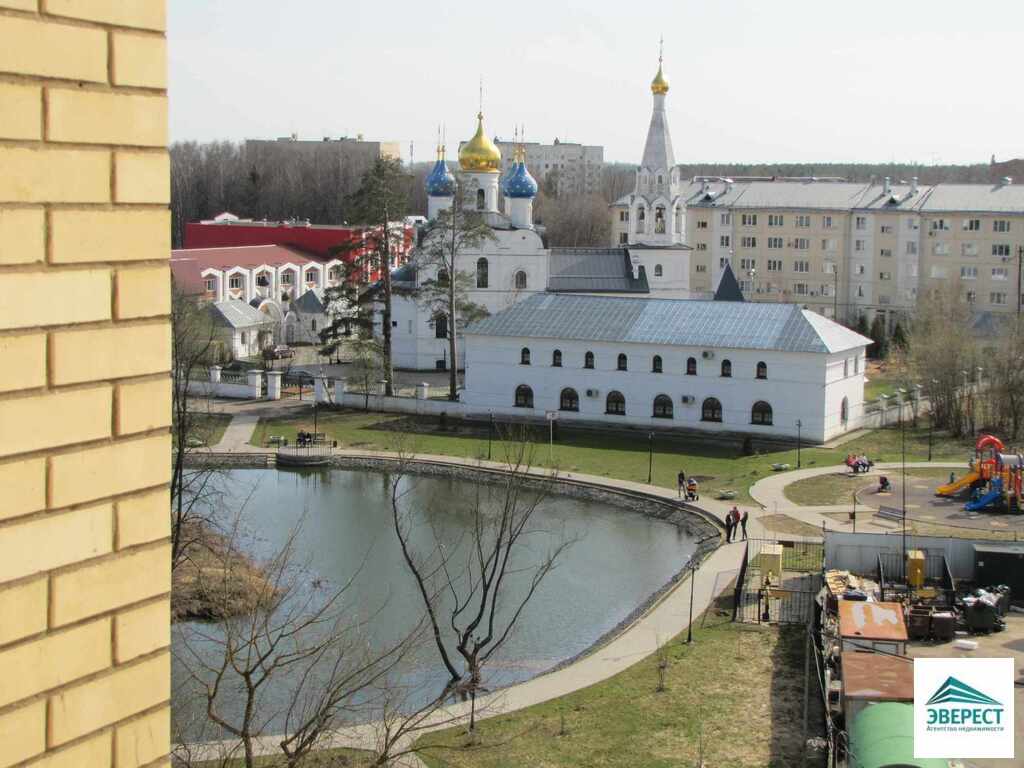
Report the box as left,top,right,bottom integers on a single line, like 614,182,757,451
734,537,823,625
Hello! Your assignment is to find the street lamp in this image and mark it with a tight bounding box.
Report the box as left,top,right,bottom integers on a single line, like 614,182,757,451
487,411,494,461
928,378,939,461
901,400,907,583
796,419,803,468
686,557,696,644
747,266,757,299
1002,245,1023,318
647,431,654,484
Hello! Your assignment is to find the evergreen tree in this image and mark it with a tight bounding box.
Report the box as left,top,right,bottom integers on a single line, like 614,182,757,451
891,321,909,351
855,313,869,336
869,314,889,359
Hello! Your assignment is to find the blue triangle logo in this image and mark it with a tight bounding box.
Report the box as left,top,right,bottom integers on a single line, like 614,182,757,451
926,676,1001,706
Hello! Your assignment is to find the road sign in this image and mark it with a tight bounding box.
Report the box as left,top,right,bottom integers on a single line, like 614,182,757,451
545,411,558,421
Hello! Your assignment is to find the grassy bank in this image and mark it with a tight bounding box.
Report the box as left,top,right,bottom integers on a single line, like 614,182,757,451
414,602,821,768
253,409,970,505
196,748,374,767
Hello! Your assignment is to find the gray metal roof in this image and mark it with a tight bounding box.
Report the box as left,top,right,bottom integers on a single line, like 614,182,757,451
291,288,324,314
210,300,274,329
547,248,649,293
640,99,674,172
465,293,871,354
918,183,1024,213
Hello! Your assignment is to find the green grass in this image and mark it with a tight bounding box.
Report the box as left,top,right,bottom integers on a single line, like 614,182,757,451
191,412,233,447
252,410,971,505
414,605,819,768
196,748,373,767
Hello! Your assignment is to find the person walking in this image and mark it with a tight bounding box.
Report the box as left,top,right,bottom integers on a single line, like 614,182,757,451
678,470,686,499
724,510,734,542
740,509,749,540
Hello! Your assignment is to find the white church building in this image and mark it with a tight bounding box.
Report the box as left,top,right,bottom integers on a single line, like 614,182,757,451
461,289,871,443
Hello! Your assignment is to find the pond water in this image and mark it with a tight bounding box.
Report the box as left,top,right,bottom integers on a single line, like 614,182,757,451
172,468,697,738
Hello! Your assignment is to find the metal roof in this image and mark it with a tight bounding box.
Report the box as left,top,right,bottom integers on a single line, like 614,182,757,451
547,249,648,293
918,182,1024,213
291,289,324,314
838,601,908,642
465,293,871,354
209,300,274,329
840,652,914,702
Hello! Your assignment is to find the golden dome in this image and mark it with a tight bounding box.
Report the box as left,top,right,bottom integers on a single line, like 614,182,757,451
458,112,501,173
651,62,669,95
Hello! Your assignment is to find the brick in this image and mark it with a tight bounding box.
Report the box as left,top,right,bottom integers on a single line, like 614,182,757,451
30,731,110,768
50,209,170,265
115,706,168,767
0,700,46,768
50,323,170,386
0,16,106,82
0,575,47,646
0,457,45,521
113,151,170,204
114,599,169,663
0,147,109,203
115,487,169,547
0,208,45,265
0,503,111,583
51,543,169,626
117,377,171,436
50,433,170,509
0,618,110,707
0,82,41,140
48,90,167,147
0,384,111,458
0,269,110,331
116,266,171,319
0,0,37,11
112,32,167,89
50,652,170,746
44,0,166,31
0,332,46,392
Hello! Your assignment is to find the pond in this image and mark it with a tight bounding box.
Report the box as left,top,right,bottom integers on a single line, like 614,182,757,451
172,467,698,739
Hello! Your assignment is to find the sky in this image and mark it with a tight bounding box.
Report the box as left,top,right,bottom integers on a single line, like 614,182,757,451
169,0,1022,166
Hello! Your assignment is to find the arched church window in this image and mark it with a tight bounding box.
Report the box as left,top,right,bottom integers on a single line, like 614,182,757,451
476,188,485,210
476,258,488,288
655,206,666,234
657,174,663,187
514,270,527,290
654,264,663,277
675,206,683,233
636,207,646,234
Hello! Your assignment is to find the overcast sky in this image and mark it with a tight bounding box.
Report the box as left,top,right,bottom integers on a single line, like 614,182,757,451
169,0,1021,166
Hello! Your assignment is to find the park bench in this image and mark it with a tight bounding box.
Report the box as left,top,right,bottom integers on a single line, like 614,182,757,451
311,432,327,445
265,435,285,447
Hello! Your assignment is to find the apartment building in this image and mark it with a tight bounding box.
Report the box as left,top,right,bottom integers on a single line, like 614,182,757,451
492,139,603,196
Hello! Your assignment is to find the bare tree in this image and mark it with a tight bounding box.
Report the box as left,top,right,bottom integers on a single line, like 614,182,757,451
390,435,574,736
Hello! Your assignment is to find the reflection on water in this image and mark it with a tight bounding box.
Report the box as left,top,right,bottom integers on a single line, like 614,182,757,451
172,468,695,738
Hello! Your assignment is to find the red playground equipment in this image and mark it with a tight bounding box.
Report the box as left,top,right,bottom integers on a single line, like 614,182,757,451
935,434,1024,513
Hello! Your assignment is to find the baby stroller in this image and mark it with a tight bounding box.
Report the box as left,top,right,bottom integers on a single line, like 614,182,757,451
878,476,892,493
685,481,699,502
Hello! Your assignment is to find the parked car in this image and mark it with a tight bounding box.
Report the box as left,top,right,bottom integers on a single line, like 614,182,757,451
264,345,295,360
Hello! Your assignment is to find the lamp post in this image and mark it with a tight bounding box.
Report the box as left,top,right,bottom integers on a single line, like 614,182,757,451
747,266,757,300
796,419,803,468
647,431,654,484
928,378,939,461
686,558,696,644
487,411,493,461
1003,245,1023,318
901,402,907,583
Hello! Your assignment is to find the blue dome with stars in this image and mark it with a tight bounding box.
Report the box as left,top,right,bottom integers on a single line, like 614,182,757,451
424,155,456,197
504,160,537,199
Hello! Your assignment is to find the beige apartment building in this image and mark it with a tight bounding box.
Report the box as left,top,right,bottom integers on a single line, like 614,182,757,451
611,176,1024,328
491,139,603,196
0,2,172,767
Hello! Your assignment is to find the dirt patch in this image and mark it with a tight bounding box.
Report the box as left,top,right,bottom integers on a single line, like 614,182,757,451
759,514,825,538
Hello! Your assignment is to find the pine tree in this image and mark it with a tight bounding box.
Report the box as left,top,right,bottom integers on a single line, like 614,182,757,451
891,321,909,351
855,313,869,336
869,314,889,359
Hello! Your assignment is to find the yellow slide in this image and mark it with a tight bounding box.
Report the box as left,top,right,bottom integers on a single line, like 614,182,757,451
936,470,979,496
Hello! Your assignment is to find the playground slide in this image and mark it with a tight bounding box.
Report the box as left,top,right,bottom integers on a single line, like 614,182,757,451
965,488,1002,512
936,470,979,496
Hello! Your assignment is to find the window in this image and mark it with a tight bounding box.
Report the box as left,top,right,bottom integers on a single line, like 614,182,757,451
823,216,833,228
476,188,485,210
793,283,809,295
855,240,865,252
740,258,756,271
994,220,1011,233
311,319,317,331
606,390,626,415
960,266,977,280
654,264,663,277
854,357,859,374
793,260,810,273
686,357,697,375
433,313,447,339
719,235,731,248
823,262,836,274
856,285,865,298
328,267,340,281
204,278,215,292
476,258,489,288
962,243,978,257
991,292,1007,305
559,388,579,412
751,401,773,425
741,213,757,227
617,353,628,371
756,361,767,379
855,264,865,275
618,232,628,244
964,218,980,231
514,385,534,408
855,216,867,230
795,215,810,228
306,268,318,283
964,290,976,304
993,244,1011,257
281,272,293,285
767,237,783,249
696,264,707,273
934,242,950,255
843,359,849,377
822,238,837,252
906,217,918,231
636,206,645,233
906,241,917,255
880,248,892,258
437,268,449,286
701,397,722,422
768,214,783,227
552,349,562,367
514,270,527,290
651,354,663,373
880,225,893,234
584,351,594,369
240,331,247,345
229,275,242,290
992,267,1009,281
520,347,531,365
696,220,708,229
653,394,673,419
720,213,731,226
720,359,732,377
696,243,707,251
879,271,892,281
619,210,628,222
793,238,809,250
930,218,949,231
767,259,783,272
741,236,757,248
654,206,666,234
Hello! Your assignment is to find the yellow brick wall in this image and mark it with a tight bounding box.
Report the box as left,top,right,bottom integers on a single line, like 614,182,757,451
0,2,170,767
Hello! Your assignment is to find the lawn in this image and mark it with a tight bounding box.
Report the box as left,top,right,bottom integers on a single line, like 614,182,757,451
252,409,972,505
196,748,373,767
414,603,821,768
783,467,967,507
192,412,233,447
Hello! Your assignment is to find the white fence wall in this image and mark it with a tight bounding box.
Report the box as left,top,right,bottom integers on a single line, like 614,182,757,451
823,530,1012,581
